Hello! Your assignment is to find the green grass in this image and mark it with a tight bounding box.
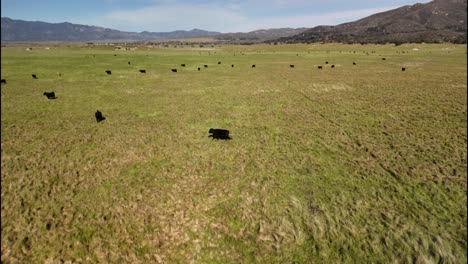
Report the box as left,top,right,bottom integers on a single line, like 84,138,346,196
1,43,467,263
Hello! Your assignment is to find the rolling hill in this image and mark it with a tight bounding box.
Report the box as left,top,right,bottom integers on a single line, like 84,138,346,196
273,0,467,44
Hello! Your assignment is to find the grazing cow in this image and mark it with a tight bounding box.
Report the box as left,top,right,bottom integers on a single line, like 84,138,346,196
204,65,208,68
198,67,201,71
290,65,295,68
114,54,117,56
318,66,323,69
209,128,232,140
353,62,356,65
325,61,329,64
181,64,186,67
382,58,386,60
1,79,6,84
232,64,234,67
43,92,56,99
139,70,146,73
32,74,38,79
171,69,177,72
402,67,406,71
128,62,131,65
95,110,106,122
331,65,335,68
252,65,256,68
218,62,221,64
105,70,112,75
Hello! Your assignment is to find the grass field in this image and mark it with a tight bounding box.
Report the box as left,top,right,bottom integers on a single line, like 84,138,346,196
1,43,467,263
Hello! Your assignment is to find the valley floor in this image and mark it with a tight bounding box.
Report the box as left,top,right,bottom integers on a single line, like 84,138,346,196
1,43,467,263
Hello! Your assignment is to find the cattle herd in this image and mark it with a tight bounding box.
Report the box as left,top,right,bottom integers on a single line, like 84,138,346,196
0,50,409,140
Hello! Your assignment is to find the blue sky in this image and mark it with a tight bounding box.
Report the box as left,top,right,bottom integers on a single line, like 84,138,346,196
2,0,432,33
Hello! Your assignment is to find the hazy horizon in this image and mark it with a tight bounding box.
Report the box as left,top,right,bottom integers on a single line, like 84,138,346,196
2,0,432,33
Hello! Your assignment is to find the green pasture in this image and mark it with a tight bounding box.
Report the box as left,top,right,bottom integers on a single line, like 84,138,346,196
1,43,467,263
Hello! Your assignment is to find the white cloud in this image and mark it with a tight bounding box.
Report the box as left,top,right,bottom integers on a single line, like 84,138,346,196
86,3,247,32
84,4,397,33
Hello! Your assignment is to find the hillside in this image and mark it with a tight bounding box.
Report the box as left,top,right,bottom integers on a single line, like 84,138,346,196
0,18,220,42
274,0,467,44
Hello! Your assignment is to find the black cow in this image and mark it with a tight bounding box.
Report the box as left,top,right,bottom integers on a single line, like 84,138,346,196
325,62,329,64
181,64,186,67
43,92,56,99
382,58,386,60
114,54,117,56
218,62,221,64
139,70,146,73
252,65,256,68
209,128,232,140
204,65,208,68
402,67,406,71
128,62,131,65
171,69,177,72
331,65,335,68
290,65,295,68
1,79,6,84
318,66,323,69
353,62,356,65
198,67,201,71
232,64,234,67
32,74,38,79
105,70,112,75
95,110,106,122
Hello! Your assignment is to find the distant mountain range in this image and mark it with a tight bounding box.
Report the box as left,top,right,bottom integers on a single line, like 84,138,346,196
276,0,467,44
1,0,466,43
0,17,220,41
214,28,309,43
